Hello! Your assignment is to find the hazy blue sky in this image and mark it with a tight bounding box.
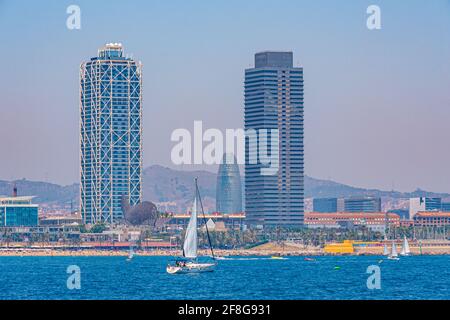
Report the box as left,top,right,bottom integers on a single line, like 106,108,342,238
0,0,449,192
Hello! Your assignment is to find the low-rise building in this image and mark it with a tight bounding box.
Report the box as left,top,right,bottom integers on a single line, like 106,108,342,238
0,196,38,226
305,212,400,233
414,212,450,227
39,214,82,226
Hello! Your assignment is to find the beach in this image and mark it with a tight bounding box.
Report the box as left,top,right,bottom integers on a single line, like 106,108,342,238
1,241,449,256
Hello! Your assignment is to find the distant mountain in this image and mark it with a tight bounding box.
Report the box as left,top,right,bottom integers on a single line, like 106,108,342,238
142,165,217,212
0,179,78,205
142,165,216,202
1,165,449,212
304,176,450,199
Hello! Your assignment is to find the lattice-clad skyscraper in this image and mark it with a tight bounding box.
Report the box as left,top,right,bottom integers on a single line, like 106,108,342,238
80,43,142,224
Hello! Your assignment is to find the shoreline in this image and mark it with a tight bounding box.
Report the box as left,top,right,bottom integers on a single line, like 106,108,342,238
1,247,450,257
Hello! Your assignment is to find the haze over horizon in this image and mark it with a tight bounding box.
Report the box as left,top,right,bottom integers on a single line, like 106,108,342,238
0,0,449,193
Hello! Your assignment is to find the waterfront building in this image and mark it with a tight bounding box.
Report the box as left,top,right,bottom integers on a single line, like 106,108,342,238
414,212,450,227
0,196,38,226
216,153,243,214
313,198,338,213
80,43,143,224
409,197,441,219
305,212,400,233
343,197,381,213
0,226,80,242
244,51,304,227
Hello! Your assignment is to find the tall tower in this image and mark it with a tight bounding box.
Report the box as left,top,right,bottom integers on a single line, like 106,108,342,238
216,153,243,214
244,51,304,228
80,43,143,224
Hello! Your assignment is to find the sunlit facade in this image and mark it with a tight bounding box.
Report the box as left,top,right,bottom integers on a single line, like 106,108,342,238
80,43,143,224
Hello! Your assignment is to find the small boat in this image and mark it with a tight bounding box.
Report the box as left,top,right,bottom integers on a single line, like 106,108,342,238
166,178,217,274
271,255,287,260
400,236,411,256
387,242,400,260
304,257,316,261
214,256,229,260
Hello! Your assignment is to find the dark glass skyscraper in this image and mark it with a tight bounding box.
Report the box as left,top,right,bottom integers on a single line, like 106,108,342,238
244,52,304,227
216,153,243,214
80,43,142,224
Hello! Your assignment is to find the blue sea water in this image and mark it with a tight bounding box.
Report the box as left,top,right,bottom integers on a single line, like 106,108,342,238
0,255,449,300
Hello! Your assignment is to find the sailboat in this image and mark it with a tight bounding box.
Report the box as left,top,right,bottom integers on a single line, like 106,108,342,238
166,178,217,274
400,236,411,256
387,241,400,260
126,246,135,261
383,243,389,256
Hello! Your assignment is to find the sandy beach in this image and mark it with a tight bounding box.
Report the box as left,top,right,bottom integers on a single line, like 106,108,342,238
1,241,449,257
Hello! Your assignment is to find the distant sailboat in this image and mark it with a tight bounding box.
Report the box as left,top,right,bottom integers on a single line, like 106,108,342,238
166,178,217,274
126,246,135,261
400,236,411,256
388,241,400,260
383,243,389,256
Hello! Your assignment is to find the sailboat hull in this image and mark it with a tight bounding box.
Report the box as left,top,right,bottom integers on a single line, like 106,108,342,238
167,262,216,274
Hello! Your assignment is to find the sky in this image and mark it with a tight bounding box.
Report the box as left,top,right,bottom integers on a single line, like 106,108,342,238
0,0,449,192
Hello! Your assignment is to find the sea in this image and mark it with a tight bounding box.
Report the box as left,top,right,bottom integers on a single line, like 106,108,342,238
0,255,449,300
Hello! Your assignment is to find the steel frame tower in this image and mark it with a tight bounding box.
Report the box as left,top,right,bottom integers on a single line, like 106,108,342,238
80,43,142,224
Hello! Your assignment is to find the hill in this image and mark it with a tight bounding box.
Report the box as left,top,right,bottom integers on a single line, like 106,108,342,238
1,165,448,212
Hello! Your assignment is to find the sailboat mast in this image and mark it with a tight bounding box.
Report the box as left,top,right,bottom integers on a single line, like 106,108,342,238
195,178,216,259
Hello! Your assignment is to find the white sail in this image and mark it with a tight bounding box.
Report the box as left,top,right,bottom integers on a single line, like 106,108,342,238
383,244,389,256
391,242,398,258
401,236,410,255
183,193,198,259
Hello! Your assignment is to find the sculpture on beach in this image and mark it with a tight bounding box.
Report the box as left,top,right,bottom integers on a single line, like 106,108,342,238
120,196,160,226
